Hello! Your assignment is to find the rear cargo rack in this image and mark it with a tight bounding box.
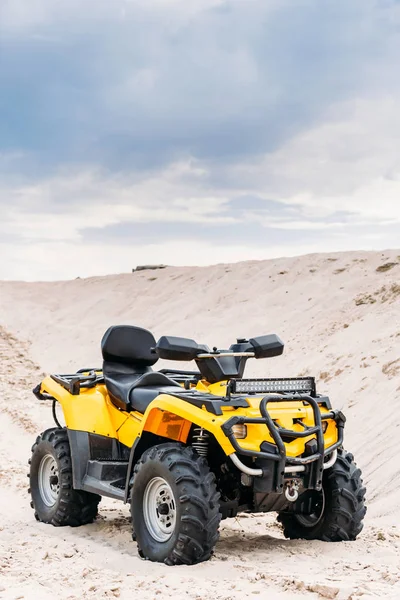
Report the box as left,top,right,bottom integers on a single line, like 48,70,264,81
50,369,104,395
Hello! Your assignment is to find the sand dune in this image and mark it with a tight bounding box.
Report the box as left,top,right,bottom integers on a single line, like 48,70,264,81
0,249,399,599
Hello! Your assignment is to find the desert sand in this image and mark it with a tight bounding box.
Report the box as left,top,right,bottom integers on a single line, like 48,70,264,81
0,249,399,600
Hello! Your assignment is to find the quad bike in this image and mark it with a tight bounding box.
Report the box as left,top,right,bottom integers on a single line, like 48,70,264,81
29,325,366,565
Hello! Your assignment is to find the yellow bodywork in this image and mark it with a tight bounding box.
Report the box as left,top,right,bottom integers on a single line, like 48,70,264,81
40,376,338,458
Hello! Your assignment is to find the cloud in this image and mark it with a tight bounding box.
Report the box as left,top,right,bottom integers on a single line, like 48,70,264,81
2,0,396,174
0,1,400,279
0,155,397,266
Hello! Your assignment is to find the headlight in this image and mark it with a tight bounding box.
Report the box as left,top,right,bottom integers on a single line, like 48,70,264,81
232,377,315,395
322,421,328,433
232,424,247,439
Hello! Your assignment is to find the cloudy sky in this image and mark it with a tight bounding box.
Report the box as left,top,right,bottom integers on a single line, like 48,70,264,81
1,0,399,280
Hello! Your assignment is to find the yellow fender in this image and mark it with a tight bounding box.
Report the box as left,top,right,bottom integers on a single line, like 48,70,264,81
40,376,338,460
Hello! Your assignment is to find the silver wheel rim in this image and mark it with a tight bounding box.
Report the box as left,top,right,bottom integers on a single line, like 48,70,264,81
143,477,176,543
38,454,60,507
296,488,326,528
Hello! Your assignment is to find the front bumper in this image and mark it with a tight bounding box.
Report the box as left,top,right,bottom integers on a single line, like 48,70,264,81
221,393,345,493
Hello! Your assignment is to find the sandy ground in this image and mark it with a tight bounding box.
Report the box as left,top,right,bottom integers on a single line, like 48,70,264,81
0,250,399,599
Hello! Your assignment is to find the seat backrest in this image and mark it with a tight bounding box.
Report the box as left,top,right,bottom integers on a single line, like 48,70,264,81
101,325,158,367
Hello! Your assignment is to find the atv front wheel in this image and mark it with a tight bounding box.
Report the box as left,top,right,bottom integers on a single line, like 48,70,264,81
278,449,366,541
131,443,221,565
29,428,101,526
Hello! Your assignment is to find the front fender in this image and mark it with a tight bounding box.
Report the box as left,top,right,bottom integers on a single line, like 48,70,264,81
138,393,236,456
120,393,237,504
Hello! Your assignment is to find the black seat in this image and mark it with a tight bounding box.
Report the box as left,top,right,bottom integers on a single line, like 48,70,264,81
129,383,184,414
101,325,181,413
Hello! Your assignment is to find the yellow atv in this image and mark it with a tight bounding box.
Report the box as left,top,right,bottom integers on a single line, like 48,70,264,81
29,325,366,565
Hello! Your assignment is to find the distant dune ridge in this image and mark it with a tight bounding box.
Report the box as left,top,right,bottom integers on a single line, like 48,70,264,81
0,249,399,599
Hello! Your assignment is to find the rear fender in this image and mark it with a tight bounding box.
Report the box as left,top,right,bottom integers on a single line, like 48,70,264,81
38,376,129,437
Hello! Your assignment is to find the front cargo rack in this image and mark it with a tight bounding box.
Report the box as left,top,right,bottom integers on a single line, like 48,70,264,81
228,377,316,396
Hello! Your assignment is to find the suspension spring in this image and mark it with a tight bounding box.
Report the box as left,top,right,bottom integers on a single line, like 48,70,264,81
192,427,209,457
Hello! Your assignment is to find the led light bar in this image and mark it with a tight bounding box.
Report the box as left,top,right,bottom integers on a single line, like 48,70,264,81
231,377,315,396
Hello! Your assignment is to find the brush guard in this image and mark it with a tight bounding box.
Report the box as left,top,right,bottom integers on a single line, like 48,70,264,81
221,394,345,493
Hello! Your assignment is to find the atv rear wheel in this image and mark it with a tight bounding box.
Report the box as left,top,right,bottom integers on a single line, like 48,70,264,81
29,428,101,526
131,443,221,565
278,449,366,541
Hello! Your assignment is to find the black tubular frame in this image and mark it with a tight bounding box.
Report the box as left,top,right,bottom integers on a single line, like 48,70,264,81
44,367,199,396
158,368,202,388
50,370,104,395
221,393,345,492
